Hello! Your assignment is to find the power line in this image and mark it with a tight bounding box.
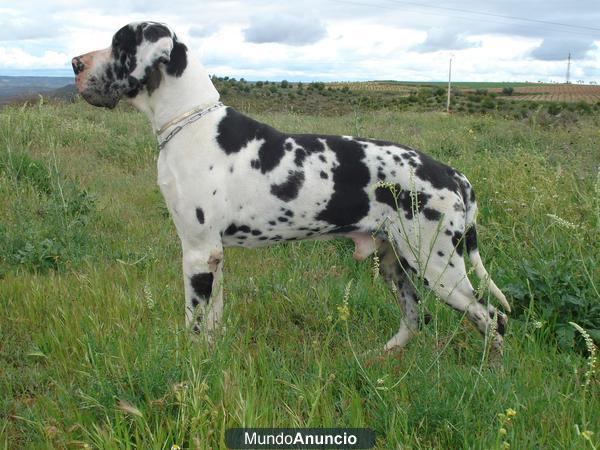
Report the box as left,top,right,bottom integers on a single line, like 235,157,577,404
330,0,600,37
382,0,600,33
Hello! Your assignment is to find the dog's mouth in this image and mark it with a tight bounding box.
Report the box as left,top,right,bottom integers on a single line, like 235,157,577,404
79,87,120,109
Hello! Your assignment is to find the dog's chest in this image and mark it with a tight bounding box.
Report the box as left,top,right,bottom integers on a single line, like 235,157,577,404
156,150,180,210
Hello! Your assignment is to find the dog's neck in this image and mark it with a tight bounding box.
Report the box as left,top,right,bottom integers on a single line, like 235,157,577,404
128,58,220,133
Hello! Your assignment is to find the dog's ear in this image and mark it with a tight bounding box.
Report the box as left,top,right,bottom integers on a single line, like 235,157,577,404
130,23,174,80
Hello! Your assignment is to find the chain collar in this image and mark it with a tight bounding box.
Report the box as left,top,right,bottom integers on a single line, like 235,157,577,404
156,101,224,150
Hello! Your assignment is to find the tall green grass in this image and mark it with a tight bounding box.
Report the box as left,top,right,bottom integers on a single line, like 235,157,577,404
0,99,598,449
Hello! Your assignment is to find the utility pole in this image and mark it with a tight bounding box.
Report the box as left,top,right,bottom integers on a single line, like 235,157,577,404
446,57,452,113
566,52,571,84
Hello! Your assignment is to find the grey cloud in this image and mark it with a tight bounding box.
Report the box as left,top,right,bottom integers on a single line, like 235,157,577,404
530,37,595,61
411,28,480,52
243,14,327,46
0,17,63,41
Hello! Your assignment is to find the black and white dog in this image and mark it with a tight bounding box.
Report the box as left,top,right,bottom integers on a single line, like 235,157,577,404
72,22,510,354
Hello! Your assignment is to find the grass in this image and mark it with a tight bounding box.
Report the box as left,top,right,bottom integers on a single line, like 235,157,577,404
0,98,599,449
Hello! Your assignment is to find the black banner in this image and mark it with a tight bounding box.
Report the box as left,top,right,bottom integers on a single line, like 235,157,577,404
225,428,375,449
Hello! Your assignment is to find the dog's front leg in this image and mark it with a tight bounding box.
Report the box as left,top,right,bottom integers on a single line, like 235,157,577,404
182,241,224,342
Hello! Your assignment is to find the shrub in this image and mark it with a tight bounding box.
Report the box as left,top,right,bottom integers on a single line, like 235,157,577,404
548,103,562,115
482,96,496,109
502,86,514,96
280,80,289,88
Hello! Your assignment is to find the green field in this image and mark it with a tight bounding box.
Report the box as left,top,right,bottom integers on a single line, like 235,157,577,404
383,81,533,89
1,97,599,449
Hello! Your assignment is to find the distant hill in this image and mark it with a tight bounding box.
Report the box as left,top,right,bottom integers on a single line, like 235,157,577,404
0,76,77,105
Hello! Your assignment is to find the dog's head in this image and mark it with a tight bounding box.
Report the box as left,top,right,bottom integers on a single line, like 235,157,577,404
72,22,188,108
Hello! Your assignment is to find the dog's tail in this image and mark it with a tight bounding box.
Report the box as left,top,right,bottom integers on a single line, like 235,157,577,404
463,182,511,313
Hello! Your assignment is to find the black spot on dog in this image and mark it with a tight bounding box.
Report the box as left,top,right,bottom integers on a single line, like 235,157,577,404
328,225,359,234
216,108,286,173
145,68,163,95
294,135,325,153
423,207,441,221
415,152,461,193
497,314,506,336
465,226,478,253
284,141,293,151
316,138,370,226
375,184,399,210
250,159,261,169
217,108,259,154
294,148,306,166
143,23,171,42
452,231,464,256
278,217,289,222
374,185,431,219
112,24,142,62
397,256,417,275
212,190,217,196
444,229,453,236
191,298,200,307
423,312,433,326
195,207,204,224
191,272,213,300
251,229,262,236
318,154,326,163
320,171,328,179
453,202,464,212
437,251,445,257
225,224,238,235
284,209,294,217
238,225,251,233
166,40,188,77
270,170,305,202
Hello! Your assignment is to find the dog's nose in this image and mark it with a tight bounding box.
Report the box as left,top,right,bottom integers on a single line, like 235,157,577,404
72,56,85,75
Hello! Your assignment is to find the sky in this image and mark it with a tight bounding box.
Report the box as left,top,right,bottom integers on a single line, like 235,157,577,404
1,0,599,82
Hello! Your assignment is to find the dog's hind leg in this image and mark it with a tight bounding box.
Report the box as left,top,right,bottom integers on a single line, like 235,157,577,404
423,256,507,356
378,240,431,351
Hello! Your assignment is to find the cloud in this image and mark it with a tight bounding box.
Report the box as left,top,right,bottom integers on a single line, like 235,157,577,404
0,47,69,69
530,37,595,61
412,28,480,52
243,14,327,46
0,11,63,41
189,24,219,38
